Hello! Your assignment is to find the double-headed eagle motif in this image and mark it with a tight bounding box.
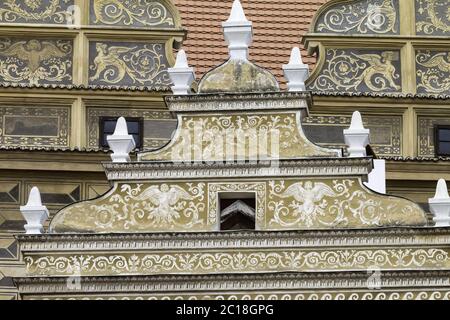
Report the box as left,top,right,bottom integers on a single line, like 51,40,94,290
278,182,337,225
133,184,193,224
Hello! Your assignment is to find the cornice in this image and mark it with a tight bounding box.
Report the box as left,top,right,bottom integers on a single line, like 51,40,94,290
15,271,450,294
165,91,312,113
17,227,450,252
102,158,371,181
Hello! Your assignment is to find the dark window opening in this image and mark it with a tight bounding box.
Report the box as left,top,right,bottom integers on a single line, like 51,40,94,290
219,192,256,230
99,117,143,150
435,125,450,157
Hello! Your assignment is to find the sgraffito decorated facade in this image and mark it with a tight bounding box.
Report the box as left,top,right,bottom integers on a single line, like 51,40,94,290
9,0,450,300
2,0,450,300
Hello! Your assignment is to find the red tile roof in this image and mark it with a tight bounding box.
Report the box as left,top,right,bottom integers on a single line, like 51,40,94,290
174,0,327,85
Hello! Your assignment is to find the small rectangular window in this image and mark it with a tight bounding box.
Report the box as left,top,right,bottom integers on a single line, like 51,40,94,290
99,117,143,149
435,125,450,156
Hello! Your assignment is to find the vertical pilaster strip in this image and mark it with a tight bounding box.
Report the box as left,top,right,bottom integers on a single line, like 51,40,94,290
70,97,86,148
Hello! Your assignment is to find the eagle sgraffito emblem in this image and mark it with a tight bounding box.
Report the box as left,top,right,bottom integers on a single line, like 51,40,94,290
268,179,426,229
89,42,170,87
54,183,207,232
271,181,338,227
310,49,401,93
416,51,450,93
0,39,72,85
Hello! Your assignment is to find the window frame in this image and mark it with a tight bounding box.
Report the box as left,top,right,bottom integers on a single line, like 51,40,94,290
434,125,450,157
99,116,144,150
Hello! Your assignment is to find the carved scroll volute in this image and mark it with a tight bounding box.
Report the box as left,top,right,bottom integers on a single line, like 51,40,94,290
89,0,182,29
311,0,400,35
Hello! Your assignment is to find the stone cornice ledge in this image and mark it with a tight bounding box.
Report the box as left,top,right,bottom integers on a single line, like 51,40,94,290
103,158,370,181
14,271,450,294
165,91,312,113
16,227,450,252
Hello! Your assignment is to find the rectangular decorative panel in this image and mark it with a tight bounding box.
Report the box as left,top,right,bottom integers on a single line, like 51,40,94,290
308,49,402,93
89,0,177,28
88,41,171,88
0,106,70,147
303,115,402,156
0,38,73,86
418,116,450,157
87,107,175,149
416,0,450,35
0,0,74,25
416,50,450,94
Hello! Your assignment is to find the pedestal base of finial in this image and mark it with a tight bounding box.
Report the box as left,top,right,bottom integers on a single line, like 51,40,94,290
433,217,450,227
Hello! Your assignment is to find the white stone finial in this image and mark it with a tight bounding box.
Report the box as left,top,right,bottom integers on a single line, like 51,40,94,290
343,111,370,157
429,179,450,227
168,49,195,95
107,117,136,163
20,187,49,234
283,47,309,92
222,0,253,60
226,0,248,23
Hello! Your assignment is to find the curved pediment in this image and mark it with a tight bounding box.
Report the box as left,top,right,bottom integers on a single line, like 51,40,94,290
311,0,399,35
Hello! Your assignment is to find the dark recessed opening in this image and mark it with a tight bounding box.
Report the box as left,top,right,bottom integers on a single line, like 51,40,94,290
435,125,450,157
219,192,256,231
99,117,143,150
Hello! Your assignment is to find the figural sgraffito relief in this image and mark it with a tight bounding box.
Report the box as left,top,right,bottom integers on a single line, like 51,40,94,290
89,41,171,88
416,50,450,94
309,49,401,93
50,182,207,233
0,38,72,85
265,179,426,230
416,0,450,35
314,0,399,35
49,178,427,233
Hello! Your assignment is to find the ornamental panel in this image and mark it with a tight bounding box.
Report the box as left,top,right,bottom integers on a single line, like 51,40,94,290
23,247,448,276
29,291,450,300
416,0,450,35
303,114,402,156
0,105,70,147
263,178,425,230
0,0,74,25
313,0,399,35
89,0,178,28
416,50,450,94
0,38,73,86
88,41,171,88
86,107,175,150
417,116,450,157
49,177,426,233
308,49,402,93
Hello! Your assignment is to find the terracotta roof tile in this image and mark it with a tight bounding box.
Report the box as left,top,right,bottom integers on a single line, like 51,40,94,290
174,0,327,86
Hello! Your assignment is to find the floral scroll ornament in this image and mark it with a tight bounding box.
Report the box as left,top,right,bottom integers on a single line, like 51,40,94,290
0,39,72,85
92,0,175,27
310,49,401,93
416,51,450,94
89,43,170,86
0,0,73,24
316,0,397,34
